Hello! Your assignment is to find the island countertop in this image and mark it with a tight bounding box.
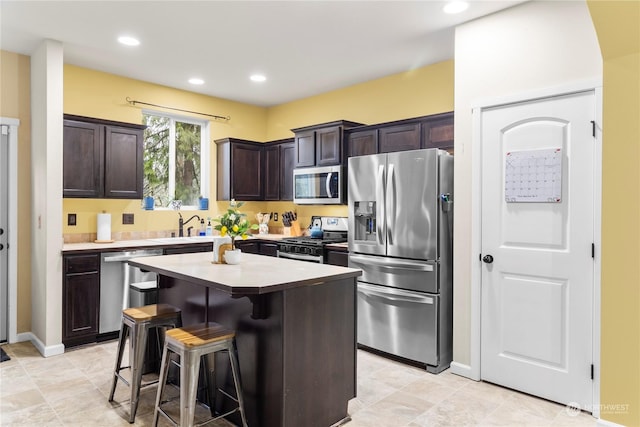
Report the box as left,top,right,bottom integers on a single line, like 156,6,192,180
129,251,362,295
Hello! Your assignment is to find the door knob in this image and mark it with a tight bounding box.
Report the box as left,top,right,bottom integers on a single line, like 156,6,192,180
482,254,494,264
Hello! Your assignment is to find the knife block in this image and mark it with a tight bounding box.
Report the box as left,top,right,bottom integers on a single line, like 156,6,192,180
284,221,302,237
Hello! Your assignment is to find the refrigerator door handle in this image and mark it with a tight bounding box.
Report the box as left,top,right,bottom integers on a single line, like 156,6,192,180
350,254,434,271
358,283,434,304
377,164,385,245
386,163,395,245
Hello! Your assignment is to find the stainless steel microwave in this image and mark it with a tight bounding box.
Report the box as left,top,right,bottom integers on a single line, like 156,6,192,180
293,165,343,205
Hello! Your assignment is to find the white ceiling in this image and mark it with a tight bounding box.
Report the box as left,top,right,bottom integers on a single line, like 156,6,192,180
1,1,526,107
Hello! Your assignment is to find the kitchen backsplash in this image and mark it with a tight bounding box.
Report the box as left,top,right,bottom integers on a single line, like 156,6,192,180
63,198,348,243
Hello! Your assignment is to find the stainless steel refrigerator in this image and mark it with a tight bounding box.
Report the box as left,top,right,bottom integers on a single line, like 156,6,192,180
348,148,453,373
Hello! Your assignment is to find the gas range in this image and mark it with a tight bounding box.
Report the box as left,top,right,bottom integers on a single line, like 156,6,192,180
277,217,347,263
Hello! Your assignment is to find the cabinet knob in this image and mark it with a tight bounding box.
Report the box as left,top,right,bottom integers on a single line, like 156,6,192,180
0,244,4,251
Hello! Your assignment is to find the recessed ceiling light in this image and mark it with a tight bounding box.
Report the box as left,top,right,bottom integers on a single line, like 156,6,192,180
443,1,469,14
188,78,204,85
250,74,267,82
118,36,140,46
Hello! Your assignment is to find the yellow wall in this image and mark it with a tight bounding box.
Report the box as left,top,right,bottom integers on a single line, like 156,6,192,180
63,65,269,236
266,60,454,224
266,60,454,140
0,50,32,334
63,61,454,234
588,2,640,425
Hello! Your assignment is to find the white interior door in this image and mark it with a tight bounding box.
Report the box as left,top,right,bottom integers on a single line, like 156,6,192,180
480,91,595,410
0,126,9,343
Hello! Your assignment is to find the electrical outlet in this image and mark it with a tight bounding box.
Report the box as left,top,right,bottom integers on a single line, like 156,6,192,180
273,212,278,222
122,213,134,225
68,213,77,226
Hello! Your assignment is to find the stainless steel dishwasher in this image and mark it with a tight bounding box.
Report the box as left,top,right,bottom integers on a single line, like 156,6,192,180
100,249,163,334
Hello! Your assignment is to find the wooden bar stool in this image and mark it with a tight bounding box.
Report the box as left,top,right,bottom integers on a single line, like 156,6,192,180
153,322,248,427
109,303,182,423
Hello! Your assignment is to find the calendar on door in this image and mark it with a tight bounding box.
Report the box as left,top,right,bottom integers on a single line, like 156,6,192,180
504,148,562,203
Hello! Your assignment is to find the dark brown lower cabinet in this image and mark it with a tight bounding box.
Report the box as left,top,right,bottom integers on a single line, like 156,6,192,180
63,254,100,347
235,239,279,257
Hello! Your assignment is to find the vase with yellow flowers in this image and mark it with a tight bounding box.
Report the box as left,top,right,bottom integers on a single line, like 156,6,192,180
213,200,258,263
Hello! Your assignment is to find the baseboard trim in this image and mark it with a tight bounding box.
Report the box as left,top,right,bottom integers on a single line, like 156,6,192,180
449,361,480,381
597,418,625,427
16,332,65,357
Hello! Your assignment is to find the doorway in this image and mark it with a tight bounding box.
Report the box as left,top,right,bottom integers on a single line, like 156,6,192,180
477,88,601,413
0,118,19,344
0,125,8,342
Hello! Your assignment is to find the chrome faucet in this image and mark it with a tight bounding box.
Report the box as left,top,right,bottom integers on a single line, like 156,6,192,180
178,213,201,237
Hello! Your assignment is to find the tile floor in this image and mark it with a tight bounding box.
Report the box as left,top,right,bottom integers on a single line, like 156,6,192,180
0,340,597,426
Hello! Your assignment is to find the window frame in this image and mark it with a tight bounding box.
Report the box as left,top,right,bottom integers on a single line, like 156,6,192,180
142,109,210,210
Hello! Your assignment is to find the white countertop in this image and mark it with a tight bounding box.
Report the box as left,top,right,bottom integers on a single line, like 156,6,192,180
129,251,361,295
62,234,286,253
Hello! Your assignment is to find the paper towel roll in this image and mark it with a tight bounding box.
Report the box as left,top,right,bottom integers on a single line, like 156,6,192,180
97,213,111,241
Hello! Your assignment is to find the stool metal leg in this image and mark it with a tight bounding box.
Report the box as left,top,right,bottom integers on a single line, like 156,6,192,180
109,321,129,402
228,341,249,427
202,352,217,417
153,341,171,427
129,321,149,423
180,349,202,427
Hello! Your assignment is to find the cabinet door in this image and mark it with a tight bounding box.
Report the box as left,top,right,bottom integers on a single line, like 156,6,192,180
63,120,104,197
264,144,280,201
422,114,454,152
63,254,100,346
379,123,421,153
231,143,263,200
280,142,295,200
316,126,341,166
348,129,378,157
295,130,315,167
235,240,260,254
104,126,144,198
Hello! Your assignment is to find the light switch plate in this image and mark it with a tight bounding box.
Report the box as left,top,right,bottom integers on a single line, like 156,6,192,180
68,213,76,226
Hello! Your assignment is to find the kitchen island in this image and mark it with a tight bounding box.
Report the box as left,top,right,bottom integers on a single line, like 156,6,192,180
129,252,362,427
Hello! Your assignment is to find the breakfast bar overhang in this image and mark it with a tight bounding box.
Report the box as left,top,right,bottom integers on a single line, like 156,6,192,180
129,252,362,427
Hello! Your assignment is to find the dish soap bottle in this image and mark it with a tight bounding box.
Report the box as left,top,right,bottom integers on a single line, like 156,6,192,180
199,218,206,236
206,218,213,236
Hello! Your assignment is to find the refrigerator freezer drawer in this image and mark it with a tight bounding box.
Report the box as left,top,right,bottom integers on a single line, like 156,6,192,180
349,254,438,293
357,283,438,366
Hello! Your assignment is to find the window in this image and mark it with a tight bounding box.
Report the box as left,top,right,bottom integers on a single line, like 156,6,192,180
142,112,209,208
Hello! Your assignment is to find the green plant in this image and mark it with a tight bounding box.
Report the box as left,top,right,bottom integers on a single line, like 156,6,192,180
213,200,258,249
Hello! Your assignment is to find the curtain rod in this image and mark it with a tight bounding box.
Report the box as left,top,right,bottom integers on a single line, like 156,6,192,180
126,97,230,121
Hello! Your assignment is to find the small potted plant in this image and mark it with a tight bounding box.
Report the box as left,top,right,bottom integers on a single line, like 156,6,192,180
213,199,258,264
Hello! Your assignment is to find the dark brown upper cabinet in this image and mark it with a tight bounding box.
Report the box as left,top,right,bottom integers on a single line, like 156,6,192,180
379,122,421,153
264,143,280,201
347,129,378,157
292,120,364,168
422,113,454,152
63,115,145,199
265,138,295,201
216,138,264,201
346,112,454,158
279,141,295,200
